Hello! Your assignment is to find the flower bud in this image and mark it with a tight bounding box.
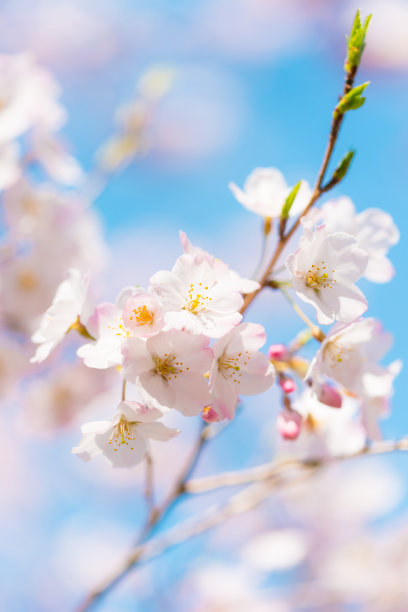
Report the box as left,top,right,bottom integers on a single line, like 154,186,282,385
279,376,296,394
317,383,342,409
268,344,289,361
278,408,302,440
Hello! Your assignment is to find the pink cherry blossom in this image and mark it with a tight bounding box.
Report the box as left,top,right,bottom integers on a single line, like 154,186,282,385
150,253,244,338
122,329,213,415
77,286,150,370
309,319,396,407
286,228,368,325
209,322,275,420
279,388,366,459
72,401,179,468
302,196,399,283
179,231,259,294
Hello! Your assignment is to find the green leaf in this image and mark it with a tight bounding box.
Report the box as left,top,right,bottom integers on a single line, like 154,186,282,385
281,181,301,220
331,150,355,183
345,10,372,72
334,82,370,117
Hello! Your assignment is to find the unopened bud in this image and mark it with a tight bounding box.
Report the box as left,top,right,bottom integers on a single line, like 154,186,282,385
201,405,221,423
278,408,302,441
279,376,296,394
268,344,289,361
317,384,342,409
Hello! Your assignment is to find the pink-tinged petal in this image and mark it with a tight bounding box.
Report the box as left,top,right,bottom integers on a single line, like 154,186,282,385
334,284,368,323
138,370,176,409
169,373,211,416
118,401,166,423
85,302,116,338
137,422,179,441
364,255,395,283
122,337,152,382
228,323,267,353
210,371,238,420
182,347,214,373
237,357,275,395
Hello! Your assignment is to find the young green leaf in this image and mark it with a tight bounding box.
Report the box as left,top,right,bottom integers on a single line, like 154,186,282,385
331,150,355,183
281,181,301,220
345,10,372,72
334,82,370,117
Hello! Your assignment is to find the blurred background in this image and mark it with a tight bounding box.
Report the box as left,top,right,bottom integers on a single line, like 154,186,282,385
1,1,408,610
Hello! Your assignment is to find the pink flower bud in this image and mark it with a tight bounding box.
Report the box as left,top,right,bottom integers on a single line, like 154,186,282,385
201,405,221,423
278,408,302,440
268,344,288,361
317,384,342,409
279,377,297,394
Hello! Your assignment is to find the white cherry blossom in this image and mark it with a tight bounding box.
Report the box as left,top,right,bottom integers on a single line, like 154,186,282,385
77,287,163,369
302,196,399,283
229,166,312,219
179,231,259,294
309,318,395,402
209,322,275,420
72,401,178,468
286,228,368,324
122,329,213,415
0,53,65,144
150,253,243,338
31,269,89,363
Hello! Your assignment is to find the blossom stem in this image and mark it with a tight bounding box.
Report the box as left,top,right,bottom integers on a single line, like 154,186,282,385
279,287,326,343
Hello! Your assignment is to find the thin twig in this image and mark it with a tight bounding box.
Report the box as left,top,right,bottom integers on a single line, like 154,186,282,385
144,453,155,517
185,438,408,494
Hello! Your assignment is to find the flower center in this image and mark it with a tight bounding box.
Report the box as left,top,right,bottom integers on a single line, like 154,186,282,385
129,305,154,326
218,351,250,385
108,316,131,338
153,354,184,380
109,416,138,451
185,282,212,314
323,340,349,366
305,262,336,290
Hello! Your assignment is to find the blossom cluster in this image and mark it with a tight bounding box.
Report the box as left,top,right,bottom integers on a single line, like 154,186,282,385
30,164,400,470
32,232,275,467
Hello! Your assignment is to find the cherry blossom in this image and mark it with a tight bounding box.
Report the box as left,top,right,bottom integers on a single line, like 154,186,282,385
209,323,275,420
122,329,213,415
309,318,397,407
229,167,312,219
278,388,366,458
78,288,165,369
150,253,243,337
72,401,179,468
77,287,139,370
286,228,368,324
302,196,399,283
0,53,65,144
31,269,89,363
179,231,259,294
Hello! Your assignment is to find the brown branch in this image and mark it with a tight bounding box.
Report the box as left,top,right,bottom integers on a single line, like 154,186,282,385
240,65,359,316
